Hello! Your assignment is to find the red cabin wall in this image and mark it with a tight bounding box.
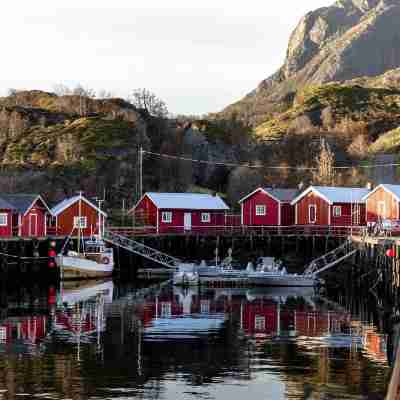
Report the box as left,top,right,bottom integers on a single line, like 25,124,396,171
20,199,48,237
242,190,280,226
281,203,295,226
366,187,398,223
295,192,329,225
158,209,225,234
330,203,366,226
56,201,103,237
134,195,158,226
0,210,13,237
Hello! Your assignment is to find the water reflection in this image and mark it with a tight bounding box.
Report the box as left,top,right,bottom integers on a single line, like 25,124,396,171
0,280,391,399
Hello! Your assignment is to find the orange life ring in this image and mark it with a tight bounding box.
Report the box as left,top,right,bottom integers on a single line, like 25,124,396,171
102,256,110,265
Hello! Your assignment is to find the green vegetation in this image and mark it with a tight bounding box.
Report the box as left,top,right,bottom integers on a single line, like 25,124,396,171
369,127,400,153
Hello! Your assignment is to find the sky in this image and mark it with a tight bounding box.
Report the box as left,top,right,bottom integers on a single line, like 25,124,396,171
0,0,332,115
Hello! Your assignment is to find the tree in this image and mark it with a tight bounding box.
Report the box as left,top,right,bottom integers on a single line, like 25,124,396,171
313,138,335,185
130,88,168,118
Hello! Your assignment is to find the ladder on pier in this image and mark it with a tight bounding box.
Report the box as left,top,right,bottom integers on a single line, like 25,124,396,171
103,230,180,269
304,239,357,276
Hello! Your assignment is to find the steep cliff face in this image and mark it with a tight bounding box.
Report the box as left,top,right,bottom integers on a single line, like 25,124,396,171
223,0,400,127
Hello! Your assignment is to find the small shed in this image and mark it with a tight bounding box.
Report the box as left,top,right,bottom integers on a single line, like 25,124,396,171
130,192,230,234
51,195,107,237
0,198,16,237
1,194,51,237
362,184,400,222
291,186,370,226
239,188,298,226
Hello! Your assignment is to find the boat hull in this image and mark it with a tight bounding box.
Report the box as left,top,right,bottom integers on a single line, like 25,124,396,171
248,274,317,287
56,255,114,280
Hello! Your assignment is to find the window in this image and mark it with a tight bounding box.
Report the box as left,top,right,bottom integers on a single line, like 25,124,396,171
161,302,171,317
73,216,87,229
378,201,386,218
162,211,172,223
201,213,211,223
200,300,210,314
309,205,317,224
255,315,266,331
255,205,266,216
0,214,7,227
333,206,342,217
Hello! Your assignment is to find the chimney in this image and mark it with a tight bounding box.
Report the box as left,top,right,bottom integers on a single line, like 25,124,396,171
366,182,373,190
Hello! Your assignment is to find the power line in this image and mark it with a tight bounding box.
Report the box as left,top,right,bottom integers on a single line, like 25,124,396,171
143,150,400,171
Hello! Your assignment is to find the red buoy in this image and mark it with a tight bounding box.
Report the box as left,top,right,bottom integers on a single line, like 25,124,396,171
48,249,56,258
386,248,396,258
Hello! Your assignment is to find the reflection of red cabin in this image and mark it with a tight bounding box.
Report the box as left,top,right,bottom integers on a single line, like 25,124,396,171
239,188,298,226
130,192,229,234
291,186,369,226
50,195,107,237
242,301,278,335
0,198,15,237
363,184,400,223
1,194,51,237
0,316,47,343
295,311,350,337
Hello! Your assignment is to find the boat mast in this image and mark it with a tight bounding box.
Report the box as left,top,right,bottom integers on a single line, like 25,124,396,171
97,198,104,239
78,191,83,254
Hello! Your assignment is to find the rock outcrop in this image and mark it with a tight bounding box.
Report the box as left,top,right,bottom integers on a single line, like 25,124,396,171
223,0,400,126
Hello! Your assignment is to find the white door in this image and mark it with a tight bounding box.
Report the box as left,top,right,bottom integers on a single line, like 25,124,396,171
184,213,192,231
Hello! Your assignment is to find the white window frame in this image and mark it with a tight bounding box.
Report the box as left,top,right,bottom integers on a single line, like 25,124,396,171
161,302,172,317
378,201,386,219
309,205,317,224
0,214,7,227
73,216,87,229
255,315,266,331
200,300,210,314
161,211,172,223
255,205,266,216
333,206,342,217
201,212,211,223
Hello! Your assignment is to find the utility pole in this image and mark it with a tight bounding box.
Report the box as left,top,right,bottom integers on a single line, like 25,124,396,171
139,146,143,200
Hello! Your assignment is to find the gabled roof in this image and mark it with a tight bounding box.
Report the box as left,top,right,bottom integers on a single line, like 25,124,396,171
1,194,51,215
239,187,299,204
135,192,230,211
0,198,15,210
51,195,107,217
291,186,371,205
362,184,400,202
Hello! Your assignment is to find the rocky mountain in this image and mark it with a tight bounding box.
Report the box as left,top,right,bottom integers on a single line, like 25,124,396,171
222,0,400,127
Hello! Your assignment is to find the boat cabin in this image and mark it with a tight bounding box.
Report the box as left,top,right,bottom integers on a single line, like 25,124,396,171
291,186,370,226
130,192,230,234
239,187,298,226
50,194,107,237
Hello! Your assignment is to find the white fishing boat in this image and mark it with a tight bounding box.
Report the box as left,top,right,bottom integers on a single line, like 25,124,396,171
56,194,114,280
173,263,199,286
247,257,318,287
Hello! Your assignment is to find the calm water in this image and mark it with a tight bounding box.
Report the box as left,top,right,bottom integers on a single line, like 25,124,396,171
0,280,391,400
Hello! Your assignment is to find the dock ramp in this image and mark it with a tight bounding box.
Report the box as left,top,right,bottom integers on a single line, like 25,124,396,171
103,230,180,269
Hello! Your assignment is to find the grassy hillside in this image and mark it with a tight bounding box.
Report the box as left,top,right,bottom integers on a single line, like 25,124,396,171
369,127,400,153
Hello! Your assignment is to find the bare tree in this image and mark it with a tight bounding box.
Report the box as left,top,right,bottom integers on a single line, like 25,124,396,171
53,83,72,96
72,84,96,116
130,88,168,118
227,166,263,206
313,138,335,185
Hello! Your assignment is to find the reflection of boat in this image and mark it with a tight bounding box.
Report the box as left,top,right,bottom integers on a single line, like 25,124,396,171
59,279,114,305
173,263,199,286
56,194,114,280
247,257,318,287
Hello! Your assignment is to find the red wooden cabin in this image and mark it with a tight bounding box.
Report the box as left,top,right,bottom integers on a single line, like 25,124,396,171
291,186,370,226
50,195,107,237
1,194,51,237
130,192,230,234
0,198,15,237
362,184,400,223
239,188,298,226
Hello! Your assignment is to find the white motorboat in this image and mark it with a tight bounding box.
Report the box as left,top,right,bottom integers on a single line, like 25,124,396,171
57,238,114,280
173,263,200,286
247,257,318,287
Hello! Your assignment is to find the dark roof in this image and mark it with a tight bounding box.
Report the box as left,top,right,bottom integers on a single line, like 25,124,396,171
263,188,299,202
0,198,15,210
0,194,40,214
